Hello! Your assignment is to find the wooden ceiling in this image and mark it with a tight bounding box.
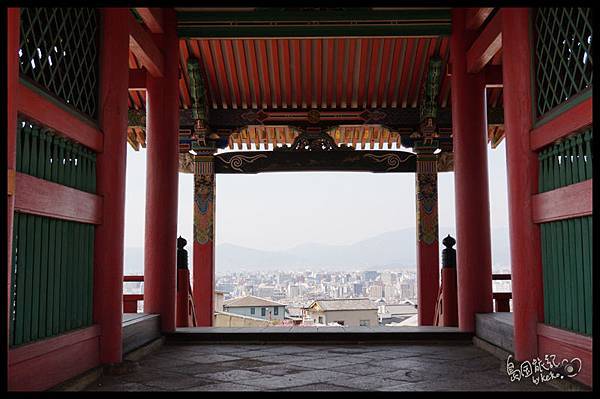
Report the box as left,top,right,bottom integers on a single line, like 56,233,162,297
127,8,504,152
128,37,503,112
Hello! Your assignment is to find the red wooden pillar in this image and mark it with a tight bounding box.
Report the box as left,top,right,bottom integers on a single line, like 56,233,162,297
450,8,494,332
414,146,440,326
93,8,130,364
7,6,20,367
501,8,543,361
193,155,215,326
144,9,179,333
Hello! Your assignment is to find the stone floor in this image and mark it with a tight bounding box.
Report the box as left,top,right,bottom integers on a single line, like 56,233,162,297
87,343,557,391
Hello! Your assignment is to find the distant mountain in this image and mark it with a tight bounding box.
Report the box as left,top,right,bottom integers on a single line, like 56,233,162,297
215,226,511,272
124,226,511,274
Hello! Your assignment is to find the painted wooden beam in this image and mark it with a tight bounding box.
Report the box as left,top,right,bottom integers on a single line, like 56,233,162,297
9,325,100,391
9,325,101,365
530,97,592,151
215,150,417,174
178,8,451,22
466,11,502,74
178,25,451,38
129,68,148,90
129,13,164,77
444,63,502,87
537,323,592,352
124,275,145,282
135,8,164,33
14,173,103,225
17,81,103,152
532,179,592,223
484,65,503,88
465,8,494,31
537,323,592,387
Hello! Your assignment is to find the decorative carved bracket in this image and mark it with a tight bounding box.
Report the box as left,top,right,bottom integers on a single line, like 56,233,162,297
275,128,353,151
215,150,416,174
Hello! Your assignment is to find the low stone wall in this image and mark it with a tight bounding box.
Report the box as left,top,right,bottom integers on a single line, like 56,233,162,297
213,311,272,327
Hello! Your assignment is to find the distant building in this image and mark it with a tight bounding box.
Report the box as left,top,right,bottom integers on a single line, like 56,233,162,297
352,282,364,297
368,285,383,299
383,284,397,300
400,282,415,300
363,271,379,282
257,285,275,298
378,301,418,324
214,290,225,312
223,295,286,321
288,284,301,298
303,298,378,327
284,306,304,325
216,283,235,294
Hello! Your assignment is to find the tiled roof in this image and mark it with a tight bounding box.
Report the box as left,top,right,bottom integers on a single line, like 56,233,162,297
223,295,285,308
309,298,378,311
385,304,418,315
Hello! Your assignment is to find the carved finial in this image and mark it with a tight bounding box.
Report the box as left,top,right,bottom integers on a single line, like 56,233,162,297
442,234,456,249
177,236,189,269
177,236,187,250
442,234,456,269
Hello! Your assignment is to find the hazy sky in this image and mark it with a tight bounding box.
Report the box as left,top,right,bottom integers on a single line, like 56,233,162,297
123,140,510,253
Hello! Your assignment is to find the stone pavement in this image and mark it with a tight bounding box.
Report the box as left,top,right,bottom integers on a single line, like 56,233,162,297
87,343,557,391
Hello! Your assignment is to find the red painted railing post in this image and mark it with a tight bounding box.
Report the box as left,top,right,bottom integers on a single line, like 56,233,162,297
143,9,179,333
94,8,131,364
450,8,494,332
501,8,544,361
176,269,191,327
176,236,192,327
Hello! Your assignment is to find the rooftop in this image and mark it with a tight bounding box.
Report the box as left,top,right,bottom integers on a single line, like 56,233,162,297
307,298,378,311
384,304,418,315
224,295,286,308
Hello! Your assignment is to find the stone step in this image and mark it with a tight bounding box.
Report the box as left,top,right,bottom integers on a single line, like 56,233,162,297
165,326,473,344
122,313,161,355
475,312,514,353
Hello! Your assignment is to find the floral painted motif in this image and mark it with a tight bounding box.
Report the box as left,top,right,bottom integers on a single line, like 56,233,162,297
416,172,438,245
194,173,214,244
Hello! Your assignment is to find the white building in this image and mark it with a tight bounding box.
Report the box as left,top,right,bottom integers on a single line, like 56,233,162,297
223,295,286,321
303,298,378,327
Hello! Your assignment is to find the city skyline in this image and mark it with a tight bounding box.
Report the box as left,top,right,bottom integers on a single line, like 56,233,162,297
123,141,511,274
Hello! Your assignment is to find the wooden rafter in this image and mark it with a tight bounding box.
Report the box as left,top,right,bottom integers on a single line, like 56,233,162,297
466,10,502,74
465,8,494,31
135,8,164,33
129,13,164,77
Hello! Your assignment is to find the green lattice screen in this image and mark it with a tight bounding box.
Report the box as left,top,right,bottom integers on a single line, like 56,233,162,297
538,129,592,192
538,129,593,336
10,213,95,347
16,120,97,193
10,119,97,347
19,8,99,120
534,8,592,118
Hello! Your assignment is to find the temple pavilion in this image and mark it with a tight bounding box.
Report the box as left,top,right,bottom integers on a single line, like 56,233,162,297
6,6,593,390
